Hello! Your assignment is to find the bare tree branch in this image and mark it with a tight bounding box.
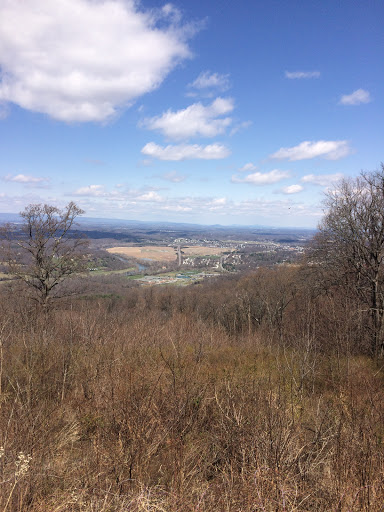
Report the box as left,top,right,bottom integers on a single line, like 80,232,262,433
308,164,384,356
0,202,88,307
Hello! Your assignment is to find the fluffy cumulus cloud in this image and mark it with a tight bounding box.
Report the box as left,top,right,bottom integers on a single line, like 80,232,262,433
270,140,351,161
141,142,231,160
0,0,193,122
4,174,48,184
285,71,320,79
301,173,343,187
281,184,303,194
141,97,234,140
232,169,290,185
339,89,371,106
189,71,230,91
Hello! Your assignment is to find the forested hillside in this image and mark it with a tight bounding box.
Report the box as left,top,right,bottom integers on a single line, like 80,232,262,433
0,263,383,511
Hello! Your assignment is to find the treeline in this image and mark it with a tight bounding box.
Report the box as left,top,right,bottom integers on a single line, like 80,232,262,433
0,262,383,511
82,264,378,355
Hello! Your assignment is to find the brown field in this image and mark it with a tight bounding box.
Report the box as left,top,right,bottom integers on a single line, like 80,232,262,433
107,245,232,261
107,246,177,261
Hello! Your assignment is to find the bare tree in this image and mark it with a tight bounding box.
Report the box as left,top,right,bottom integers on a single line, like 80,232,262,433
310,165,384,356
1,202,88,307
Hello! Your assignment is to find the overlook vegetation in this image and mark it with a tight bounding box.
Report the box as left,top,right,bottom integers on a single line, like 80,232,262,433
0,169,384,511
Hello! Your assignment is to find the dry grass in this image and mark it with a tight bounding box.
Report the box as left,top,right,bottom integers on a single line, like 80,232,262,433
0,267,383,510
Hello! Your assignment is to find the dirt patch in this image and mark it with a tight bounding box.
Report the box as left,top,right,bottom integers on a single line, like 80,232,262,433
106,246,177,262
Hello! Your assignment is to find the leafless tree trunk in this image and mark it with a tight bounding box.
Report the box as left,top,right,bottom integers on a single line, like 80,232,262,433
0,202,88,307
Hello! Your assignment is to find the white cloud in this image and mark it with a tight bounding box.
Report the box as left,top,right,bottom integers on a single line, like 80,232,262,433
281,184,303,194
211,197,227,206
74,184,105,196
160,204,193,212
285,71,320,79
301,173,344,187
232,169,290,185
239,162,258,172
141,97,234,140
52,186,322,225
270,140,351,161
141,142,231,160
161,171,187,182
0,0,193,122
339,89,371,106
137,191,164,202
189,71,230,91
161,3,182,24
4,174,48,184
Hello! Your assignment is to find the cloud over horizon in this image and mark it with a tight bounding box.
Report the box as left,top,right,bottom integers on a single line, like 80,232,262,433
0,0,194,122
66,187,321,223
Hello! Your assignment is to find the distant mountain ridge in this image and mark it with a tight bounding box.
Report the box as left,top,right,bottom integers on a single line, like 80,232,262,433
0,213,22,223
0,211,316,234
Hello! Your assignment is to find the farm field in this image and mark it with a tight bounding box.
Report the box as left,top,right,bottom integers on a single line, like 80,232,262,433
106,245,177,261
106,245,232,261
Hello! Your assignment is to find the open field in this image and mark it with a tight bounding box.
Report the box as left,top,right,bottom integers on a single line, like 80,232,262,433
107,245,232,262
106,245,177,261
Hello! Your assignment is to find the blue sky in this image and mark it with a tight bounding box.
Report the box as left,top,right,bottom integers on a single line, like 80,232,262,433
0,0,383,227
